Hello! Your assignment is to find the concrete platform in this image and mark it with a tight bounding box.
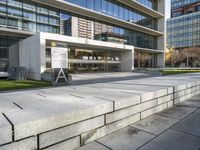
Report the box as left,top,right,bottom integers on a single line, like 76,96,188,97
80,95,200,150
1,73,200,149
0,72,8,78
70,72,150,85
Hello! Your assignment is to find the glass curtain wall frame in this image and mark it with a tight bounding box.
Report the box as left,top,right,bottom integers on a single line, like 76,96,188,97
134,51,157,68
0,0,60,33
64,0,158,30
167,12,200,49
61,11,158,50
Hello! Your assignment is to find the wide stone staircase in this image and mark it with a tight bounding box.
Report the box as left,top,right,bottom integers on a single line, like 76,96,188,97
0,73,200,150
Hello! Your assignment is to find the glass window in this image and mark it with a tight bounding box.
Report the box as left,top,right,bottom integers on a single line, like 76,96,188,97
49,8,60,16
0,17,7,26
7,0,22,7
102,0,107,14
23,1,36,11
197,5,200,12
23,21,36,31
107,0,114,16
0,0,7,3
8,7,22,17
37,15,49,23
8,18,22,28
37,4,48,14
49,17,59,25
23,11,36,21
0,5,6,13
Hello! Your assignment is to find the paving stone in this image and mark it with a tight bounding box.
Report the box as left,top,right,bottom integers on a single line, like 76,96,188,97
85,83,168,102
77,142,109,150
43,136,80,150
167,101,174,108
177,96,200,108
0,137,37,150
174,90,185,98
81,113,140,145
97,126,155,150
141,103,168,119
178,100,200,108
0,100,21,113
174,93,194,104
106,99,157,124
66,87,141,110
0,114,12,145
139,129,200,150
159,106,196,119
131,114,179,135
4,96,113,140
39,116,104,149
157,95,173,105
114,78,188,92
172,109,200,137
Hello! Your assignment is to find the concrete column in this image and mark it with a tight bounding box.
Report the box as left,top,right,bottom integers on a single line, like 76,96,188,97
121,49,134,72
40,37,46,74
157,52,165,68
157,0,165,68
9,43,19,67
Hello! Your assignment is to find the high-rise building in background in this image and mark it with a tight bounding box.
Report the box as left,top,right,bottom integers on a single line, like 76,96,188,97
0,0,165,76
167,0,200,49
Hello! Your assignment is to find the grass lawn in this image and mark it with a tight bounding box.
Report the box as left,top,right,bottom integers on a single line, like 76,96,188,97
161,70,200,75
0,80,51,91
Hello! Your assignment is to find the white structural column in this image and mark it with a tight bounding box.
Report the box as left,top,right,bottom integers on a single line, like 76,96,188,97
121,49,134,72
157,0,166,68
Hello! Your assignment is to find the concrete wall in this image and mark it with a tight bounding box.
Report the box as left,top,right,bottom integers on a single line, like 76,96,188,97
9,43,19,67
157,0,166,67
19,34,42,80
121,49,134,72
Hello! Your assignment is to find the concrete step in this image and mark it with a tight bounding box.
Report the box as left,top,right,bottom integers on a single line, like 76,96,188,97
0,73,200,149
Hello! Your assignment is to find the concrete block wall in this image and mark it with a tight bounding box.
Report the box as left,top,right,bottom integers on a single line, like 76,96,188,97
1,80,200,150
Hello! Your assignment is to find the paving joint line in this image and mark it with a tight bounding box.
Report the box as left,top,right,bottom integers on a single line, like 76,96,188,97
95,140,112,150
135,105,200,150
12,102,23,110
128,126,157,136
2,113,15,141
170,107,200,129
171,128,200,138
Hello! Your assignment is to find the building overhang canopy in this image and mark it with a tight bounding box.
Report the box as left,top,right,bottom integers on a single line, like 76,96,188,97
135,47,164,53
0,27,34,38
40,32,134,52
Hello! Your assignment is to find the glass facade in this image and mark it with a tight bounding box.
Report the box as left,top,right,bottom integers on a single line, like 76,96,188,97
136,0,158,10
134,51,157,68
0,35,23,71
45,40,122,73
62,14,157,49
167,8,200,48
0,0,60,33
171,0,200,9
65,0,158,30
0,0,161,70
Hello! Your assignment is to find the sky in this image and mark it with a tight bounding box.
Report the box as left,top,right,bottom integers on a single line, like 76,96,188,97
165,0,171,19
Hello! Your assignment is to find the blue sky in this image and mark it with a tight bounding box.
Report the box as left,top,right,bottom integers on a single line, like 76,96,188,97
165,0,171,19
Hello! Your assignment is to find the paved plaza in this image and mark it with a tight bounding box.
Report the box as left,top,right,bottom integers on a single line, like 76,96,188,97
1,73,200,149
78,95,200,150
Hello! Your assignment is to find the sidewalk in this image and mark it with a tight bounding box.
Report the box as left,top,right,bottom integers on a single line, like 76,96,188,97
78,96,200,150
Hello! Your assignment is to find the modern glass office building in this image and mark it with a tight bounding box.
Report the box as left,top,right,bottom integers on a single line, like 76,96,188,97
0,0,165,73
167,0,200,49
